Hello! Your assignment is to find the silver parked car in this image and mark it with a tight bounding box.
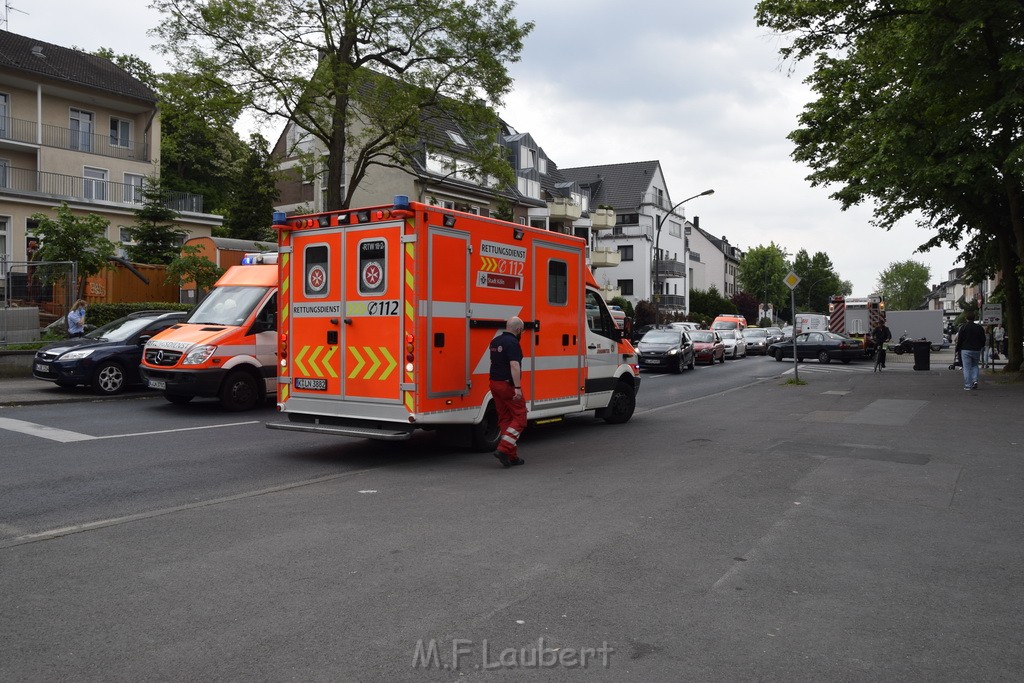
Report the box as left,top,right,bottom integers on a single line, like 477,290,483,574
719,329,747,359
743,327,770,355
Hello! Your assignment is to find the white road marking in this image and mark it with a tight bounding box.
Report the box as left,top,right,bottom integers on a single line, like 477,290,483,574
0,417,94,442
0,417,258,442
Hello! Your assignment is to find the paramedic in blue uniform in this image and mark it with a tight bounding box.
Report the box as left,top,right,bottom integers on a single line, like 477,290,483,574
489,316,526,467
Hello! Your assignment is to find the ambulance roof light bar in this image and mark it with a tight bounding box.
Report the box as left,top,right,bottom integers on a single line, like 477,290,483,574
242,252,279,265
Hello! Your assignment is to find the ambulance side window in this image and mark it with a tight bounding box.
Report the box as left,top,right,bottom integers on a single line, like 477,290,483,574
585,290,616,339
548,260,568,305
253,294,277,332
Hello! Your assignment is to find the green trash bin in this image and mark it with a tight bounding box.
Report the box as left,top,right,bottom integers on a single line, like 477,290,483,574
912,340,931,371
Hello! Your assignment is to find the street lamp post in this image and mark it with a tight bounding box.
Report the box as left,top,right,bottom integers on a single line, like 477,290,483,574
654,189,714,326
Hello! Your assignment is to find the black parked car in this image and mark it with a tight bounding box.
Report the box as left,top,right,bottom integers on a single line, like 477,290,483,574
33,310,188,394
636,328,695,373
768,331,865,364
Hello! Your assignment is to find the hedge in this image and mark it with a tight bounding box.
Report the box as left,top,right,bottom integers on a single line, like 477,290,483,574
79,302,194,329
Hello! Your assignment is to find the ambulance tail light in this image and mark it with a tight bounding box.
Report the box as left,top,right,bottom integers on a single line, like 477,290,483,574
280,333,289,370
405,333,415,372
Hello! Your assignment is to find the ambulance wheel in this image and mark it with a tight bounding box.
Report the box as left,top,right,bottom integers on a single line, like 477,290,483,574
470,402,500,452
164,393,193,405
220,370,260,411
602,382,636,424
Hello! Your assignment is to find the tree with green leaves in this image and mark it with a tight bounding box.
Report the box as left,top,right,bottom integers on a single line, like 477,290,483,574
165,244,224,294
755,1,1023,369
125,178,187,265
153,0,534,211
792,249,851,313
221,134,280,241
876,260,931,311
738,243,790,311
689,287,737,321
30,203,117,299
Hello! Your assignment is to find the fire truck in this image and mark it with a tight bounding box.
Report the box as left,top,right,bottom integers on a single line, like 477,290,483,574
266,197,641,451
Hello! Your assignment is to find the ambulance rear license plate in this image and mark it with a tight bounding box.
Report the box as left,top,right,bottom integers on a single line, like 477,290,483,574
295,378,327,391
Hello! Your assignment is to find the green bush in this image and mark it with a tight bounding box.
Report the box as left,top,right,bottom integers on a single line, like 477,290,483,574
85,301,194,327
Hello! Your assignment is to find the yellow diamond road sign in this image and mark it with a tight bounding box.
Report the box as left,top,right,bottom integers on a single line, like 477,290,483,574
784,271,801,290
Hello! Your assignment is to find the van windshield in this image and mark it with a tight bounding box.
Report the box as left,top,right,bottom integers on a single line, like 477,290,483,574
188,286,270,326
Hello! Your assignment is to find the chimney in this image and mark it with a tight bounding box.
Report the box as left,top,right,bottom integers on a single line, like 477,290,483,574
693,216,700,229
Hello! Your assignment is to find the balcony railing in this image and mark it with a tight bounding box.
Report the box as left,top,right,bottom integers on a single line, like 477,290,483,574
0,116,150,161
656,258,685,278
0,166,204,213
654,293,686,309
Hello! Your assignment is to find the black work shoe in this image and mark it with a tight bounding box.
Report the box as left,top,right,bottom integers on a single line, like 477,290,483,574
494,451,511,468
509,457,525,466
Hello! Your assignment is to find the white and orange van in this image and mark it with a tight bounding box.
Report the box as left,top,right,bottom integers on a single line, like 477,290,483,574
140,258,278,410
266,197,641,451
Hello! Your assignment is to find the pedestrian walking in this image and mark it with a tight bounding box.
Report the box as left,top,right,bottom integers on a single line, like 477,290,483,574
489,316,526,468
994,324,1006,356
954,311,986,390
871,320,892,370
66,299,87,338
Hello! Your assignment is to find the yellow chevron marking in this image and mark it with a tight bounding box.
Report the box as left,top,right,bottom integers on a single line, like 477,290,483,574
321,346,338,378
308,346,325,378
294,346,310,376
378,347,398,381
406,269,414,289
348,347,366,379
363,346,382,380
346,301,368,316
405,392,414,412
281,384,289,402
405,300,414,321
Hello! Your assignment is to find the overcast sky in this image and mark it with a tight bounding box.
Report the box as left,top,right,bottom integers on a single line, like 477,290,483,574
9,0,962,295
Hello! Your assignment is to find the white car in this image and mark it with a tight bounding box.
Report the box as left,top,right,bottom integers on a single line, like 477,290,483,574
719,329,747,359
669,321,701,332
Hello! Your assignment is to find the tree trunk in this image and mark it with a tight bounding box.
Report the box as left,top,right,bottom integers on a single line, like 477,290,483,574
1005,179,1024,263
996,232,1022,372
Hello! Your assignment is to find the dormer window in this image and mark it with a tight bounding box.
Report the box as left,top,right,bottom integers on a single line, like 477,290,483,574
538,157,547,174
447,130,467,146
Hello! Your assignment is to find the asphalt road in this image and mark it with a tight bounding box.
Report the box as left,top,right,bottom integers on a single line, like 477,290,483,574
2,352,1022,681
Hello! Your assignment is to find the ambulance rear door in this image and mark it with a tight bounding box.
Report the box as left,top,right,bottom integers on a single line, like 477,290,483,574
340,224,404,404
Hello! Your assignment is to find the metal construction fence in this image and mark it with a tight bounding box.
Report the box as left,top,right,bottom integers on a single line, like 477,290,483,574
0,259,77,345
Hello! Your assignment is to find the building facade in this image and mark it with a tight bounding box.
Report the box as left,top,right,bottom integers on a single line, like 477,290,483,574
0,30,218,294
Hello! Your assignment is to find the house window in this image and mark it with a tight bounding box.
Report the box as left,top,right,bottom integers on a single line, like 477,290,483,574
548,260,568,305
617,280,634,296
538,157,547,174
124,173,145,203
522,147,536,169
84,167,108,200
0,158,8,188
612,226,623,236
618,245,633,261
0,93,8,138
110,117,132,148
70,108,94,152
0,217,8,270
447,130,467,146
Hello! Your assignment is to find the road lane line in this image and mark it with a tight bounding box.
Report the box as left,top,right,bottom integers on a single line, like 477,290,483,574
0,418,259,442
0,467,378,550
0,417,94,442
90,421,259,440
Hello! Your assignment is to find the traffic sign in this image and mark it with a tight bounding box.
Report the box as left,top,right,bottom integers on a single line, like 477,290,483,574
784,271,801,290
981,303,1002,325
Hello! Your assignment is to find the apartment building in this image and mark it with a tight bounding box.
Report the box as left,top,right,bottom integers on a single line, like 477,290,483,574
0,30,218,283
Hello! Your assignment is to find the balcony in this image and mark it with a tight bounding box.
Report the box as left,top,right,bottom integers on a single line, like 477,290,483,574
547,196,582,221
590,208,616,230
0,166,204,213
590,248,621,269
599,283,621,300
0,116,151,161
656,258,685,278
654,293,685,309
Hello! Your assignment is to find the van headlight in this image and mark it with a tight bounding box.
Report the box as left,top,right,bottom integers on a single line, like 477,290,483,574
183,345,217,365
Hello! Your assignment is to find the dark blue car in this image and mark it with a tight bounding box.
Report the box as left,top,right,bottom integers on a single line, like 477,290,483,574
33,310,188,394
